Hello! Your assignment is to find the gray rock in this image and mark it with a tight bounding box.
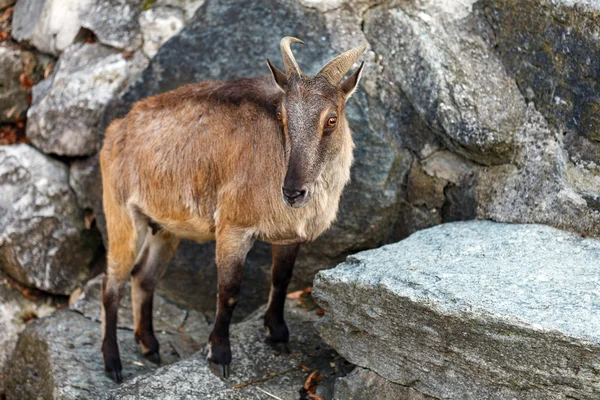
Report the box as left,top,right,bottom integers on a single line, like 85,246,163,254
0,144,99,294
0,274,55,394
154,0,205,20
476,0,600,144
11,0,85,56
4,309,200,400
109,300,351,400
363,0,526,166
27,43,148,156
70,273,211,346
80,0,143,52
0,43,29,123
12,0,144,56
139,7,186,58
314,221,600,400
334,368,434,400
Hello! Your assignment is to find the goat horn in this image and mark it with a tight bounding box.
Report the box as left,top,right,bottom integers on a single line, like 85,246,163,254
280,37,304,77
317,43,367,85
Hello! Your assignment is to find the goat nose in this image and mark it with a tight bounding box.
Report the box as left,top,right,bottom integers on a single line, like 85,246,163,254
282,187,307,205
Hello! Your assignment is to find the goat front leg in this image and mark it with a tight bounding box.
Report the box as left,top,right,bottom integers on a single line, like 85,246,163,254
263,243,299,353
207,226,254,379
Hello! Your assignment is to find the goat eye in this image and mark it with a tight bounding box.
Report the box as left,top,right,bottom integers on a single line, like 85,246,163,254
276,112,282,121
326,116,337,127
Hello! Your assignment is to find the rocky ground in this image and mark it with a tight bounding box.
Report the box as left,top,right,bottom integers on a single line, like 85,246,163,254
1,0,599,398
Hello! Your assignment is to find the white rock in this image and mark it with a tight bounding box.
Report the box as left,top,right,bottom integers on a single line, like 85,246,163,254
26,42,148,156
139,7,186,58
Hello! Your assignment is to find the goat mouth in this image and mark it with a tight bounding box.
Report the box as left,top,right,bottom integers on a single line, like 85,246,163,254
282,193,311,208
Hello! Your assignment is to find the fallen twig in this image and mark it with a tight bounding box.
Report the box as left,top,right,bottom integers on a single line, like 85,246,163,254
231,363,300,390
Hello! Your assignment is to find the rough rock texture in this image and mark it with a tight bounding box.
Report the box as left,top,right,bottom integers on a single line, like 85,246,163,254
109,300,351,400
314,221,600,399
11,0,86,56
334,368,434,400
70,274,211,344
365,0,525,166
0,275,55,394
139,7,185,58
0,144,98,294
4,309,201,400
0,43,29,124
79,0,143,52
100,0,412,293
27,42,148,156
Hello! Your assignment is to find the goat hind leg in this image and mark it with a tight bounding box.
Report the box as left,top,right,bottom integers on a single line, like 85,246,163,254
130,229,179,363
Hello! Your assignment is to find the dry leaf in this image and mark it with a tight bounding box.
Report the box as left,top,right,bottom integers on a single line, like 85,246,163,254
122,51,132,59
0,7,14,23
84,213,96,230
19,73,34,88
303,370,324,400
286,290,303,300
316,308,325,317
0,31,9,41
44,62,54,79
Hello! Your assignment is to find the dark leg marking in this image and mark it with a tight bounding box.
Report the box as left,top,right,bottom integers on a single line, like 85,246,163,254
264,243,300,352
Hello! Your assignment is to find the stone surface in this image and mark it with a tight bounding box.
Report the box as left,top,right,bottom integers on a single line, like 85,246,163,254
334,368,434,400
0,275,55,394
79,0,143,52
0,144,98,294
4,309,200,400
314,221,600,400
11,0,144,56
364,0,526,166
109,300,351,399
0,43,29,124
11,0,86,56
70,273,211,345
27,42,148,156
139,7,185,58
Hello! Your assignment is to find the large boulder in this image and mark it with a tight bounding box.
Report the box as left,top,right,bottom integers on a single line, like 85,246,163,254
0,43,29,124
334,367,434,400
109,300,351,400
5,274,210,399
0,274,55,394
314,221,600,399
4,310,200,400
0,144,98,294
11,0,143,56
26,42,148,156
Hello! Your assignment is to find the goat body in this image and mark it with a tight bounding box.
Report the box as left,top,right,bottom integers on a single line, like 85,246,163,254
100,38,365,382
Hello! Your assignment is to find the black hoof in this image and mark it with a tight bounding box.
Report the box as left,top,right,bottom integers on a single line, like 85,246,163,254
264,318,289,344
104,357,123,384
143,350,161,364
106,368,123,384
267,340,290,354
208,360,231,379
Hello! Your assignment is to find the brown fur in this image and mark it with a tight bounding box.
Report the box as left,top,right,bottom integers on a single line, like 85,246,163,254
100,65,361,380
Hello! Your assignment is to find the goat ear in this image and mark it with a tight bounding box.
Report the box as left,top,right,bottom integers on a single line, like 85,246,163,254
267,59,287,91
340,61,364,101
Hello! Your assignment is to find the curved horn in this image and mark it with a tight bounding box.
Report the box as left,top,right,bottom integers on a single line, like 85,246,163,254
317,43,367,85
280,37,304,77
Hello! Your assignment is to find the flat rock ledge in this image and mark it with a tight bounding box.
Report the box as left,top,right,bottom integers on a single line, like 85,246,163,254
314,221,600,400
108,300,350,400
